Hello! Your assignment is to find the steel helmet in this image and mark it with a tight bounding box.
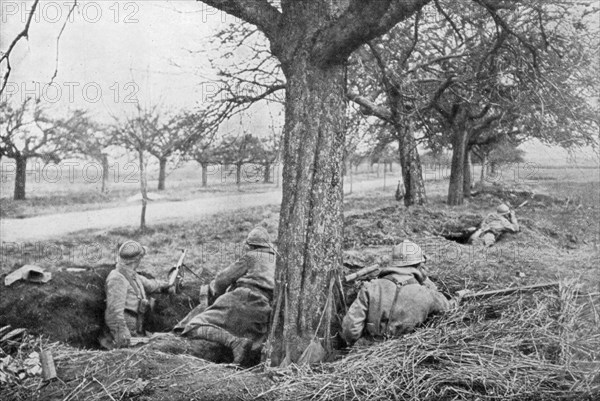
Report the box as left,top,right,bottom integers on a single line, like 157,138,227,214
246,227,271,247
391,240,426,267
496,204,510,215
118,240,146,260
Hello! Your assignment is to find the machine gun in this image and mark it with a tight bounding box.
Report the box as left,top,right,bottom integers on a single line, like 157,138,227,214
168,249,187,295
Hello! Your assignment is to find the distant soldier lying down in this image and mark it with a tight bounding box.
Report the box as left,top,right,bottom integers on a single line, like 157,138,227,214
468,203,520,247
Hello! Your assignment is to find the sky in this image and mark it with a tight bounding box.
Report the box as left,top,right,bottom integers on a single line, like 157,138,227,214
0,0,282,134
0,0,598,166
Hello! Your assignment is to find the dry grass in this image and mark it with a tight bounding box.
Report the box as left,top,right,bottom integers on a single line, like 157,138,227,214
1,336,271,401
267,282,600,401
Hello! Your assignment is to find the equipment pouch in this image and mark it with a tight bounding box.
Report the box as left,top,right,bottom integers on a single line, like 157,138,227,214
138,298,150,314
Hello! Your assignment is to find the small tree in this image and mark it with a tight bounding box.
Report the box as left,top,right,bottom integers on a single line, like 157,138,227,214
0,97,75,200
66,111,114,193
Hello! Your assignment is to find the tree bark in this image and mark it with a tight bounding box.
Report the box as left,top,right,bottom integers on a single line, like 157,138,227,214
139,151,147,231
264,162,271,183
236,162,242,187
394,122,426,206
463,150,472,199
157,157,167,191
480,152,487,187
101,154,109,194
13,155,27,200
201,162,208,187
269,56,346,366
447,125,469,206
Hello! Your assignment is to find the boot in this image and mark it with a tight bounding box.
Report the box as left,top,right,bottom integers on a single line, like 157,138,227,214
194,326,252,364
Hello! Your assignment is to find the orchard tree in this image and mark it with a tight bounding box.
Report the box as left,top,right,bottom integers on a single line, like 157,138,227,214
417,1,599,205
112,107,154,231
66,111,114,194
211,133,265,186
0,97,76,200
196,0,435,365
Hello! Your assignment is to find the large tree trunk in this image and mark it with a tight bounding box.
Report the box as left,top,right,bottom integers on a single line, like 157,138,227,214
157,157,167,191
101,154,109,194
139,151,148,231
201,162,208,187
13,155,27,200
394,122,426,206
269,56,345,366
463,150,472,199
447,122,469,205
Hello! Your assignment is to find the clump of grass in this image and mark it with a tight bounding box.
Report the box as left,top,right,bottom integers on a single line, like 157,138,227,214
267,281,600,401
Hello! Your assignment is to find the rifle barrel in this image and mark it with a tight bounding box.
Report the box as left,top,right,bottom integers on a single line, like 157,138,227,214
461,282,559,301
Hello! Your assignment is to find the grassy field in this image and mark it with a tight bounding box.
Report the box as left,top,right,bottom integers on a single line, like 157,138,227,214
1,162,598,400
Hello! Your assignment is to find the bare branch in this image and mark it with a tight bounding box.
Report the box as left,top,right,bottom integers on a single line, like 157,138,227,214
347,92,393,123
0,0,40,96
49,1,78,85
197,0,282,41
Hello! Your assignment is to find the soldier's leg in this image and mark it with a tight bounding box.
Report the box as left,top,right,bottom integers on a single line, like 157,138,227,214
482,233,496,247
192,325,252,364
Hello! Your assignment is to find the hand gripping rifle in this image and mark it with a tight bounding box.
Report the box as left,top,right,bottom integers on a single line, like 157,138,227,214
168,249,187,295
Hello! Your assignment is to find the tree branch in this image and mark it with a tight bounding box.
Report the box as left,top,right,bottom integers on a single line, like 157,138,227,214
197,0,282,41
311,0,430,66
0,0,40,96
347,92,393,123
49,1,78,85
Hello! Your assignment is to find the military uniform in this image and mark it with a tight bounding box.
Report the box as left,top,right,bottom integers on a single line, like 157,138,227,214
342,274,449,345
176,226,276,364
341,240,451,346
100,240,169,349
179,247,275,344
469,204,519,246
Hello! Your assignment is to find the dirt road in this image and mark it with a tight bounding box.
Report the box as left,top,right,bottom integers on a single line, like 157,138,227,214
1,177,398,242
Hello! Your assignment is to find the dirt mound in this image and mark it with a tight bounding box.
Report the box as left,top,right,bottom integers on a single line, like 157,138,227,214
344,206,482,247
0,266,199,350
471,185,569,209
1,339,274,401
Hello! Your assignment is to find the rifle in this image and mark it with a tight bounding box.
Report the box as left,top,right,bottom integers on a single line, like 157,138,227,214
456,282,559,302
345,264,380,282
168,249,187,295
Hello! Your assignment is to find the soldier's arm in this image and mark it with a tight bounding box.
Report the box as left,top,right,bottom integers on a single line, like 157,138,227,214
429,288,452,314
138,274,169,294
105,274,131,347
507,211,520,232
341,285,369,346
422,277,439,291
211,256,250,297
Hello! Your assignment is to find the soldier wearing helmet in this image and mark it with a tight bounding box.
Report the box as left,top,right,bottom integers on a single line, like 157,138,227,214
175,226,276,364
341,240,451,346
468,203,520,246
100,240,173,349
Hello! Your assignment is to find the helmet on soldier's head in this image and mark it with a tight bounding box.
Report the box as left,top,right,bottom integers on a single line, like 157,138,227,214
497,204,510,215
391,240,426,267
246,227,271,247
118,240,146,260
